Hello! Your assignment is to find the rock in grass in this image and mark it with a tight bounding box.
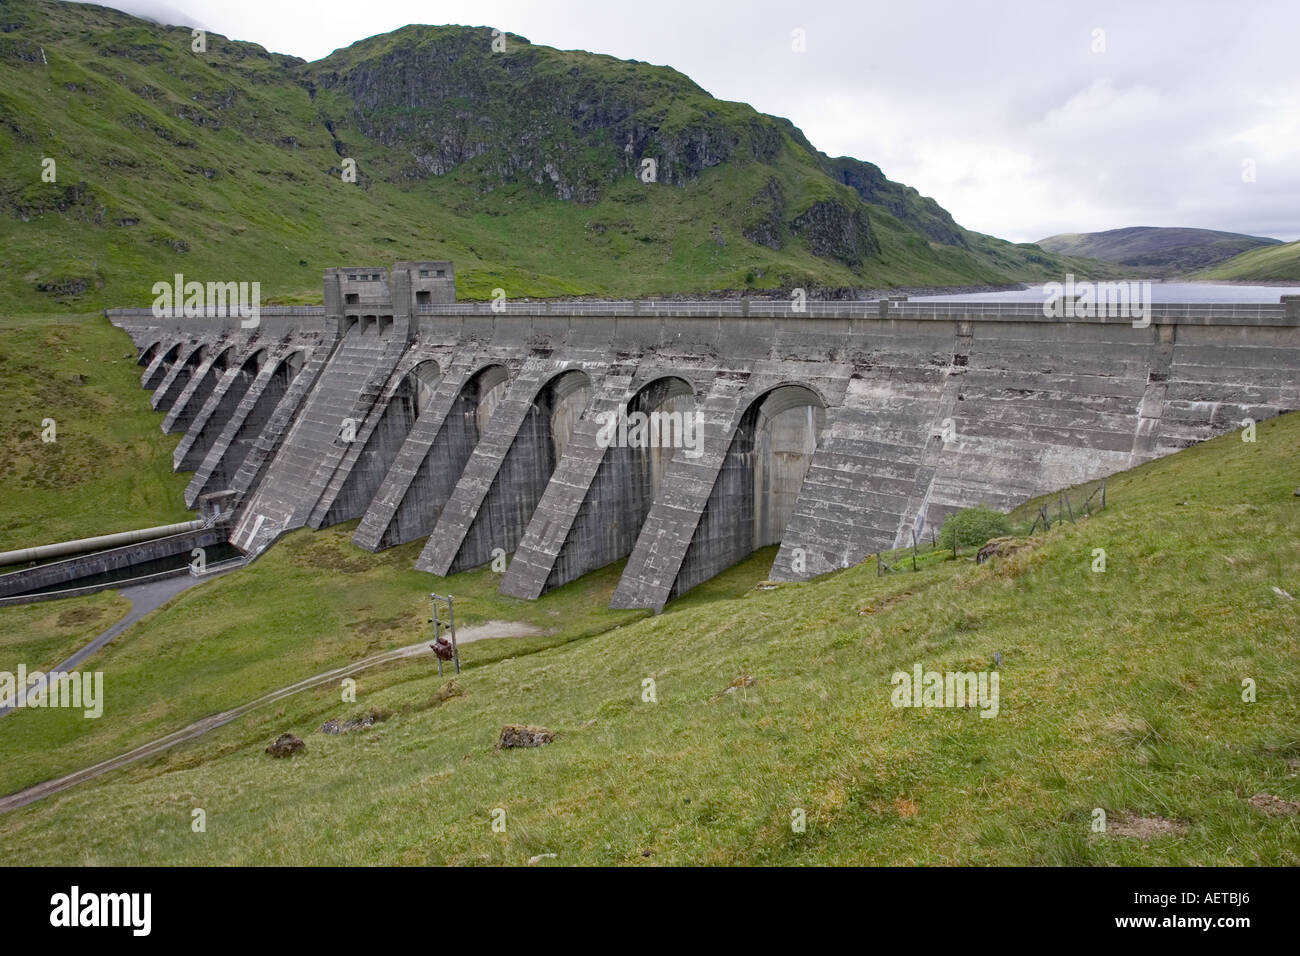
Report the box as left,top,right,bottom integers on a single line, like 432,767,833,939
976,536,1031,565
1104,812,1187,839
497,724,554,749
320,707,391,734
431,680,463,707
266,733,305,758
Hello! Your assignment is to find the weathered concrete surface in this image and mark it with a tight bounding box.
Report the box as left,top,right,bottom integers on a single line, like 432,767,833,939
186,346,305,508
353,359,509,552
415,359,596,575
161,342,231,435
172,346,263,472
110,281,1300,612
498,364,640,599
151,342,205,414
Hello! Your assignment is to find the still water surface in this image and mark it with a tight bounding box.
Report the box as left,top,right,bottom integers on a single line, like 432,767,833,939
913,282,1300,303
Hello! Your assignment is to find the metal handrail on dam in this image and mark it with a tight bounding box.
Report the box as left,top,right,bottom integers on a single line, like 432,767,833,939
107,299,1297,322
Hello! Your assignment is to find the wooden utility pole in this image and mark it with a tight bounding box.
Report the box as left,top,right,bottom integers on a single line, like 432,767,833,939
430,592,460,676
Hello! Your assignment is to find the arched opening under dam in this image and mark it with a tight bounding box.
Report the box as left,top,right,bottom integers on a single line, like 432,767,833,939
143,342,180,388
138,341,162,367
320,359,444,527
445,367,591,573
200,350,307,495
363,362,511,550
178,348,265,472
668,383,826,601
167,346,232,435
154,344,206,414
540,375,699,594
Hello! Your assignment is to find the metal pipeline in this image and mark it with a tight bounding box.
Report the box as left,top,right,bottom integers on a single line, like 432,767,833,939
0,520,204,568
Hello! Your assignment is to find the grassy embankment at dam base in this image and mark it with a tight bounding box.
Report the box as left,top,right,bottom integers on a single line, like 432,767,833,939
0,405,1295,865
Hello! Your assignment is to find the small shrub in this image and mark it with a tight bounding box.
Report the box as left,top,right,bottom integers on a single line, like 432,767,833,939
939,506,1011,553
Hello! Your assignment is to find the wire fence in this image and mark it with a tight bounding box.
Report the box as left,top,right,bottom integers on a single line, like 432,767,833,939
1025,479,1107,534
874,478,1109,576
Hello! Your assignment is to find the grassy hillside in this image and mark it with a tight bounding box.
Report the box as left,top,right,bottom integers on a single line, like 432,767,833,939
0,0,1109,315
0,312,193,550
0,524,773,797
1,411,1296,865
1037,226,1281,275
0,590,129,679
1198,240,1300,281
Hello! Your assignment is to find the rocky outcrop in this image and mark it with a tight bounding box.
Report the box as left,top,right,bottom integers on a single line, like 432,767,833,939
790,200,879,267
266,733,306,757
820,154,968,248
307,28,784,203
743,176,786,250
496,724,554,749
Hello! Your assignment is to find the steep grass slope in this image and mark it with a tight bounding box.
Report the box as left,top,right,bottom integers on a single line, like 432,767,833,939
0,312,193,549
1,412,1296,865
1198,240,1300,282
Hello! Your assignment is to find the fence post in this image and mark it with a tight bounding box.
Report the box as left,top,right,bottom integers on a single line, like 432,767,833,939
911,529,918,572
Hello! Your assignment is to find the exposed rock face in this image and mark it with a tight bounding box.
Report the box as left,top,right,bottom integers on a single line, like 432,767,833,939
820,153,968,248
266,733,306,757
308,28,783,203
743,176,787,250
790,200,879,267
320,708,389,734
496,724,554,749
297,25,975,277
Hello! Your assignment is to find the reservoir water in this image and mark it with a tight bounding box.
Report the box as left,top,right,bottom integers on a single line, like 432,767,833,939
913,282,1300,303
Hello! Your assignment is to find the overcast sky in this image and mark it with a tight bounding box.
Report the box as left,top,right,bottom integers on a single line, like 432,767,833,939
94,0,1300,243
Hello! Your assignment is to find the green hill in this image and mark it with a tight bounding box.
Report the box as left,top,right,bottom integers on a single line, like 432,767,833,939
1197,240,1300,282
1037,226,1281,275
0,0,1104,313
1,409,1296,865
0,312,194,550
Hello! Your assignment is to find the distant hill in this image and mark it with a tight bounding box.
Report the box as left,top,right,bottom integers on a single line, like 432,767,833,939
1197,240,1300,281
0,0,1107,312
1036,226,1281,275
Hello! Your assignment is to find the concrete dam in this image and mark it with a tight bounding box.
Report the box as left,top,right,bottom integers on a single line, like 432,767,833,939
106,262,1300,612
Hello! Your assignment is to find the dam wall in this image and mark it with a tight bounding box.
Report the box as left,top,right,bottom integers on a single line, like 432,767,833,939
108,282,1300,612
